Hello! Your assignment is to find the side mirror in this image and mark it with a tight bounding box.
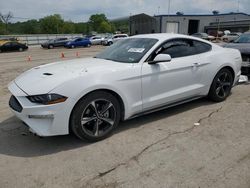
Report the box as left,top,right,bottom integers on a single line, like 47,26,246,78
148,54,172,64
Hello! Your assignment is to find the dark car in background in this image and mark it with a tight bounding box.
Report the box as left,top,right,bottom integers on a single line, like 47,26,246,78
64,37,91,48
0,41,28,53
224,32,250,75
41,38,69,49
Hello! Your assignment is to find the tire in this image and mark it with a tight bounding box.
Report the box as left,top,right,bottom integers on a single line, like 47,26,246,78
19,47,23,52
48,44,54,49
70,91,121,142
108,41,113,46
208,68,234,102
71,45,75,48
87,43,91,47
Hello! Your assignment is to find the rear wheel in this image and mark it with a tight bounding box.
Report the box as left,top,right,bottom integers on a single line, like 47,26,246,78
208,68,234,102
48,44,54,49
70,91,121,142
19,47,23,52
71,45,75,48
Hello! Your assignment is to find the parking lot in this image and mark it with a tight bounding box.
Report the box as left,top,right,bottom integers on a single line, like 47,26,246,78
0,46,250,188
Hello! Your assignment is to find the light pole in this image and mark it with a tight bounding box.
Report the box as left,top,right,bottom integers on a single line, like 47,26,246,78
237,0,240,12
166,0,171,32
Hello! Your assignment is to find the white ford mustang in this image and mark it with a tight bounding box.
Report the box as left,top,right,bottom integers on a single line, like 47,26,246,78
8,34,242,141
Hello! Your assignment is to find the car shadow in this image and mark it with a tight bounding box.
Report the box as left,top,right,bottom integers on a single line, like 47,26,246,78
0,98,214,158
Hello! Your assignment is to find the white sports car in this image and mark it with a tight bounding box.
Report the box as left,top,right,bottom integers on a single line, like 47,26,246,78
8,34,242,141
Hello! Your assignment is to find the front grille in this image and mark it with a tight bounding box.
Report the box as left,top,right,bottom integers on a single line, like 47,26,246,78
9,95,23,112
242,54,250,62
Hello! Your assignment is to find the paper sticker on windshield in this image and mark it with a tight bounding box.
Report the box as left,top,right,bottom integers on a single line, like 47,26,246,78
128,48,145,53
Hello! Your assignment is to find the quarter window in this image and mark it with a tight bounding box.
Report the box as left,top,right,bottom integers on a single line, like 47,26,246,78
156,39,211,59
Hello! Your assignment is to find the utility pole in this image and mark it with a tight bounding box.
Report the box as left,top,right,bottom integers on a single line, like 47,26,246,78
237,0,240,12
166,0,171,32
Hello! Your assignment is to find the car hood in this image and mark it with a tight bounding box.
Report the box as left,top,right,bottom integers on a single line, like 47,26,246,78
14,57,127,95
224,43,250,54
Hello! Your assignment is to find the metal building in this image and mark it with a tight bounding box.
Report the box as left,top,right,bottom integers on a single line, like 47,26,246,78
130,12,250,35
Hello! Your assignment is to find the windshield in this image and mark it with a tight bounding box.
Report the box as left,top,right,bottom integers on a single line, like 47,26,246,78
95,38,158,63
234,34,250,43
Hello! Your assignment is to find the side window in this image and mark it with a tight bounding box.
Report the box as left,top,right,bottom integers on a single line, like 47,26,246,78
156,39,211,59
160,40,193,58
193,40,211,54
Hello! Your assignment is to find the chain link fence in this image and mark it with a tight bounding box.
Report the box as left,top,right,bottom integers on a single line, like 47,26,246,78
0,34,85,45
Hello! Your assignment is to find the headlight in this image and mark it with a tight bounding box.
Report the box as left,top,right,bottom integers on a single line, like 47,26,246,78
27,94,67,105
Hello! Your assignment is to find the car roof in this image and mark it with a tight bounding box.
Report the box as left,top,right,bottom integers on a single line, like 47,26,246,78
130,33,216,46
131,33,203,40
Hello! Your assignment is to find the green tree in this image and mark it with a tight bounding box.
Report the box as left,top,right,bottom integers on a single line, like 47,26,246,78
99,21,112,33
0,21,5,34
40,14,64,34
20,20,40,34
75,22,87,34
0,11,13,34
62,21,75,33
111,19,129,33
88,14,113,33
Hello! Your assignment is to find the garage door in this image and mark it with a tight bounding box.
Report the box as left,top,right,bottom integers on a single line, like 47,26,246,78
166,22,179,33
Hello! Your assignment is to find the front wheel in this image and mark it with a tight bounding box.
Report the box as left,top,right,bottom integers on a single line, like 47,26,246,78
208,68,234,102
70,91,121,142
19,47,23,52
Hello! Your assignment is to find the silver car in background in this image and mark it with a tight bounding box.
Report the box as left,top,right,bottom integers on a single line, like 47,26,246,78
89,36,105,45
103,34,129,46
221,33,241,42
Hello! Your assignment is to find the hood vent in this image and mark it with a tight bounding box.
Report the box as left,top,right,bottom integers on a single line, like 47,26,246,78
43,73,53,76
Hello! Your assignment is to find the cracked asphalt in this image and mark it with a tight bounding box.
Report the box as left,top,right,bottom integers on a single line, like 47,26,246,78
0,46,250,188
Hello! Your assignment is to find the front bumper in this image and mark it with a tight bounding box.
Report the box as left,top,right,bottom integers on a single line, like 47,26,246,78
8,81,76,137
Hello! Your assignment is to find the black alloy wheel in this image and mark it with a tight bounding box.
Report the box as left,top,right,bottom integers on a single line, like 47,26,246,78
70,91,121,142
208,68,233,102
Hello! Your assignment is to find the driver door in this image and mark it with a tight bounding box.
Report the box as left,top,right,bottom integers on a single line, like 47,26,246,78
141,39,204,111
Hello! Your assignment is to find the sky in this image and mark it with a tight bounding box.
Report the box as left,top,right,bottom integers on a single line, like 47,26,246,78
0,0,250,22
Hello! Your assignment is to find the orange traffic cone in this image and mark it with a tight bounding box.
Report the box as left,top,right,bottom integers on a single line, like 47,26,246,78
61,52,65,58
76,51,79,57
27,55,31,62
